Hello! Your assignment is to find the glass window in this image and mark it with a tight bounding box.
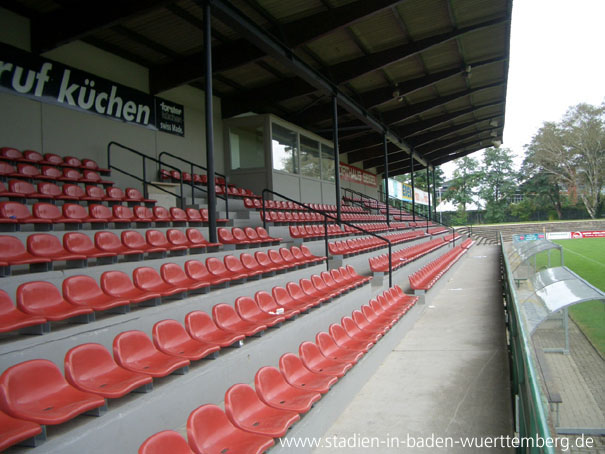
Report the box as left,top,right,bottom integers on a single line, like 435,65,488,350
299,135,321,179
271,123,298,174
321,144,335,182
229,125,265,170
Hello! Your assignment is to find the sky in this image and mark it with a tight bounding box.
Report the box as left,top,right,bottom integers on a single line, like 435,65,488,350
440,0,605,179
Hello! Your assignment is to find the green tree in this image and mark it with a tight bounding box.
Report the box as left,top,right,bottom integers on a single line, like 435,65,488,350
444,156,480,212
478,147,517,223
525,102,605,219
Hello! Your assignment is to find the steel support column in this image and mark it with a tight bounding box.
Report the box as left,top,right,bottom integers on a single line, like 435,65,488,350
426,164,431,232
383,134,390,226
333,96,342,225
204,1,217,242
410,157,415,222
432,167,437,220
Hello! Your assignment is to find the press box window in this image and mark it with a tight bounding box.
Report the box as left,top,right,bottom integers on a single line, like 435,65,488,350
271,123,298,174
300,135,321,179
229,125,265,170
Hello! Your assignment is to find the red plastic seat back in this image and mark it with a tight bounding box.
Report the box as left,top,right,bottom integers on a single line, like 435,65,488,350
0,147,22,160
101,270,136,296
63,232,95,254
121,230,147,249
63,168,82,180
82,170,101,182
41,166,62,179
105,187,124,200
133,267,165,290
185,208,202,222
32,202,62,221
166,229,188,247
63,156,82,167
134,206,153,220
113,330,158,364
169,207,187,222
125,188,143,201
268,249,286,266
27,233,65,256
16,281,64,313
9,180,37,196
206,257,229,277
184,260,211,281
139,430,194,454
152,206,171,222
160,263,189,285
0,201,31,220
240,253,261,272
217,228,234,243
152,319,193,350
186,228,207,246
185,310,220,339
81,159,99,170
89,204,113,221
62,203,88,221
254,251,272,268
224,255,245,274
254,290,279,312
279,248,296,264
0,235,27,260
61,184,85,199
43,153,63,165
256,227,270,240
62,275,106,304
232,228,248,243
38,182,62,198
113,205,134,221
17,164,40,177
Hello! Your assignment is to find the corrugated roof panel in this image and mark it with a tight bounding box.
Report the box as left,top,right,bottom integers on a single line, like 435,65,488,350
350,9,408,53
451,0,509,28
260,56,296,78
220,62,278,88
459,25,507,62
122,9,203,56
396,0,453,40
257,0,326,23
90,29,168,64
305,29,365,65
348,72,389,93
420,41,462,73
228,0,273,29
384,56,428,83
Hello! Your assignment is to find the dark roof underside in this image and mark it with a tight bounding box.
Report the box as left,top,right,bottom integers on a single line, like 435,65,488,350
6,0,512,176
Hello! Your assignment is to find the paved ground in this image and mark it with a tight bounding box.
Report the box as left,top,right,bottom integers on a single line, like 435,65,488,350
314,245,514,453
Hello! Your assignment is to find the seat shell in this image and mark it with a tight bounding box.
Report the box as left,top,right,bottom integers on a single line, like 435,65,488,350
234,296,285,327
187,404,274,454
224,383,300,438
27,233,86,262
64,343,152,399
0,410,43,452
63,231,116,259
278,353,337,394
160,263,209,292
17,281,93,321
299,341,351,377
0,289,47,333
133,267,186,297
113,330,190,377
100,271,161,305
0,235,50,266
152,319,220,361
212,304,266,337
0,359,105,425
185,311,244,348
63,275,130,312
254,366,320,413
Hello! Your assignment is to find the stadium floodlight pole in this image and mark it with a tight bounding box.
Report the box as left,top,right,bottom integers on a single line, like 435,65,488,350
426,164,431,233
410,156,416,222
383,133,390,226
203,0,217,242
333,95,342,225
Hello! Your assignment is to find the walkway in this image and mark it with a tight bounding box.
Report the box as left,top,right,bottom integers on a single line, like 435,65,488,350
314,245,514,453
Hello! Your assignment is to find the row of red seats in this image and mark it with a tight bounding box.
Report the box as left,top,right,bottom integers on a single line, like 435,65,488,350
0,181,155,206
0,245,326,333
341,213,387,222
328,230,428,256
0,229,216,275
217,226,281,248
289,224,347,240
0,162,113,186
159,169,260,199
369,236,451,273
342,221,408,233
408,221,435,228
138,285,415,454
244,198,364,213
427,226,449,235
408,244,470,290
0,202,226,231
0,148,108,173
262,210,329,224
0,267,367,450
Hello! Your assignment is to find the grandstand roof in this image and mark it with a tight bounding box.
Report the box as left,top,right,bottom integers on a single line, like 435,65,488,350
7,0,512,175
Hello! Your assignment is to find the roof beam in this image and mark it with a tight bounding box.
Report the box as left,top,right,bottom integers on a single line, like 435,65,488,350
296,57,505,125
407,115,503,147
31,0,173,53
150,0,404,94
223,16,508,116
207,0,426,167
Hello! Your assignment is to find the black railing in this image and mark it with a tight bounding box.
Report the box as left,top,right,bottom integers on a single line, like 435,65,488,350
343,188,384,213
158,151,229,219
262,189,393,287
107,141,186,208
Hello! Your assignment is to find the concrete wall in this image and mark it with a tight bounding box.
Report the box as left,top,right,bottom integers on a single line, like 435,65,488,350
0,7,224,193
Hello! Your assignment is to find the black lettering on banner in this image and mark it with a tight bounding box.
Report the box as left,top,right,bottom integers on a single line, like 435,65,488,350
0,43,184,136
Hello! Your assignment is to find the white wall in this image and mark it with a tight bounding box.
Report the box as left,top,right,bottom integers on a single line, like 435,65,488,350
0,7,224,191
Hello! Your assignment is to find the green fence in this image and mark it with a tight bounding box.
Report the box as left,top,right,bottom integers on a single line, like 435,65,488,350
501,235,555,453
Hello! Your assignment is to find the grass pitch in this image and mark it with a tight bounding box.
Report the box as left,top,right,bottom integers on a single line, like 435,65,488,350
552,238,605,356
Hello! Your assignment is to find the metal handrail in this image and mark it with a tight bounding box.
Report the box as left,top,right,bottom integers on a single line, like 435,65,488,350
262,189,393,287
158,151,229,218
107,141,186,208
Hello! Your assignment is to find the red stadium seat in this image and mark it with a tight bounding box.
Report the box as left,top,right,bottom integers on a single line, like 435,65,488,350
272,286,312,312
207,256,246,283
56,183,84,201
234,296,285,327
0,235,51,268
0,410,43,452
244,227,264,244
330,323,374,353
81,158,107,172
184,208,203,225
105,186,125,203
0,161,19,178
152,319,220,361
0,359,105,425
112,205,135,225
160,263,209,293
311,274,339,298
17,281,94,322
41,165,62,180
253,251,279,273
133,266,187,298
63,231,115,261
239,253,265,278
232,227,252,246
113,330,190,377
8,180,44,200
152,206,171,224
254,366,320,414
88,203,114,225
43,153,63,166
125,187,156,205
100,270,161,305
63,275,130,312
212,303,266,337
122,230,167,255
268,249,289,270
185,311,244,348
286,282,320,308
32,202,77,226
299,341,351,377
187,404,274,454
352,309,387,335
60,203,90,224
278,353,337,394
84,185,107,202
217,227,236,245
0,201,45,226
299,278,331,304
16,163,43,179
63,156,82,168
21,149,43,163
166,229,193,250
0,289,47,334
186,228,219,248
315,331,363,364
184,260,216,288
224,255,252,280
27,233,86,264
224,383,299,438
0,147,23,161
64,343,152,399
169,207,188,225
341,316,381,343
95,231,143,258
254,290,300,319
138,430,194,454
60,168,82,182
134,206,154,223
81,170,112,185
256,226,280,244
